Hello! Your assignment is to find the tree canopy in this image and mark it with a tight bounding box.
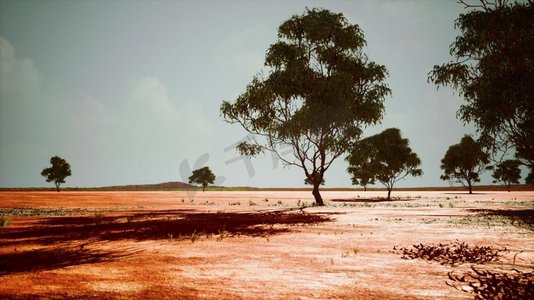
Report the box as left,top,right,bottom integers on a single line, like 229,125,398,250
220,8,390,205
492,159,521,191
188,166,216,192
429,0,533,172
41,156,72,192
440,135,490,194
346,141,376,191
347,128,422,199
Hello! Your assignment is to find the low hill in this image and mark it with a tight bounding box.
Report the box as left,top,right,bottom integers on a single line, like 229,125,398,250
94,181,195,191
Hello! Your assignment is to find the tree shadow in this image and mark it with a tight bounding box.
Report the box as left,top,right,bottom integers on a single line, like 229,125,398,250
0,245,134,275
0,209,334,246
444,192,488,195
330,198,413,203
467,208,534,231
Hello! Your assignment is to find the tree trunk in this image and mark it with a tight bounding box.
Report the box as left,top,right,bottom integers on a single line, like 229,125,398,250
507,184,511,192
55,182,60,192
202,184,206,192
468,183,473,194
312,183,324,206
387,188,392,200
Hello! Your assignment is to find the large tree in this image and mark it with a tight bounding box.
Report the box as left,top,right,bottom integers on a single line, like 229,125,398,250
221,8,390,205
347,128,422,200
492,159,521,192
428,1,533,172
440,135,490,194
188,166,216,192
41,156,71,192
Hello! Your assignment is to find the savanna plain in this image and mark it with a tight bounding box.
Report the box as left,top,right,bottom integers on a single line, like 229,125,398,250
0,190,532,299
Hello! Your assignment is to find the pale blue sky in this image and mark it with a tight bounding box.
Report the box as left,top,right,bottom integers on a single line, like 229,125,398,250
1,0,500,188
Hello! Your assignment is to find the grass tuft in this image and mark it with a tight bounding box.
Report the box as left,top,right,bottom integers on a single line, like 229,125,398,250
0,217,11,227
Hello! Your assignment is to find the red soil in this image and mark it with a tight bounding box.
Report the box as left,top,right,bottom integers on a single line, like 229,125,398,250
0,190,532,299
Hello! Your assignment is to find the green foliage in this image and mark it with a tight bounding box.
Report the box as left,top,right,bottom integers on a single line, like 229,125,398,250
492,159,522,191
428,1,534,168
347,128,422,200
221,8,390,205
440,135,490,194
188,166,216,192
41,156,71,192
346,141,376,191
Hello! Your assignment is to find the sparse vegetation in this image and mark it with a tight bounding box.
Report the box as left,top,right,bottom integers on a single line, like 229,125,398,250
94,213,103,225
0,207,126,217
393,241,506,266
0,217,11,227
190,230,201,243
447,267,534,300
216,229,228,242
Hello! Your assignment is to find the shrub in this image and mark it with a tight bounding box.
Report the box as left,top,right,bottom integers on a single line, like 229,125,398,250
393,241,505,266
447,267,533,299
94,213,103,225
0,217,11,227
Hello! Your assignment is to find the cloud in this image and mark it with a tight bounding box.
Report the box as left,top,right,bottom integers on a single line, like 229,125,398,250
129,77,179,123
126,76,212,139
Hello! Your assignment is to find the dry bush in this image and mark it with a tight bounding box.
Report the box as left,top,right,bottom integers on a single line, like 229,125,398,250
392,240,505,266
447,266,533,300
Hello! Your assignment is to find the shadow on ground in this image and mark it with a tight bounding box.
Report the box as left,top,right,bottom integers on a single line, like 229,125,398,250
0,209,333,275
0,209,334,246
0,245,135,275
467,208,534,231
330,198,413,203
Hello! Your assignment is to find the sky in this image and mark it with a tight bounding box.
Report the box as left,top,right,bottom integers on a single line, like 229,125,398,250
0,0,509,188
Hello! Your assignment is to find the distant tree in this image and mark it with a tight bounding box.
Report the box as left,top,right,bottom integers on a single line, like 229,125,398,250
347,128,422,200
428,1,534,170
220,8,390,205
492,159,521,192
41,156,72,192
346,141,376,191
188,166,215,192
440,135,490,194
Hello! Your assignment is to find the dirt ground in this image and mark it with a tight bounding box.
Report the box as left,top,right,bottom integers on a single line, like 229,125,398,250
0,190,532,299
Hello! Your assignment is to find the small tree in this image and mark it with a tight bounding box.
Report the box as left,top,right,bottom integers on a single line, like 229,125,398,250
41,156,72,192
492,159,521,192
220,8,390,205
347,128,422,200
188,166,215,192
440,135,490,194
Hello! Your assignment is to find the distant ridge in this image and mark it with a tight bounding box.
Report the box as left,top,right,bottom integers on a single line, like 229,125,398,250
95,181,195,191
